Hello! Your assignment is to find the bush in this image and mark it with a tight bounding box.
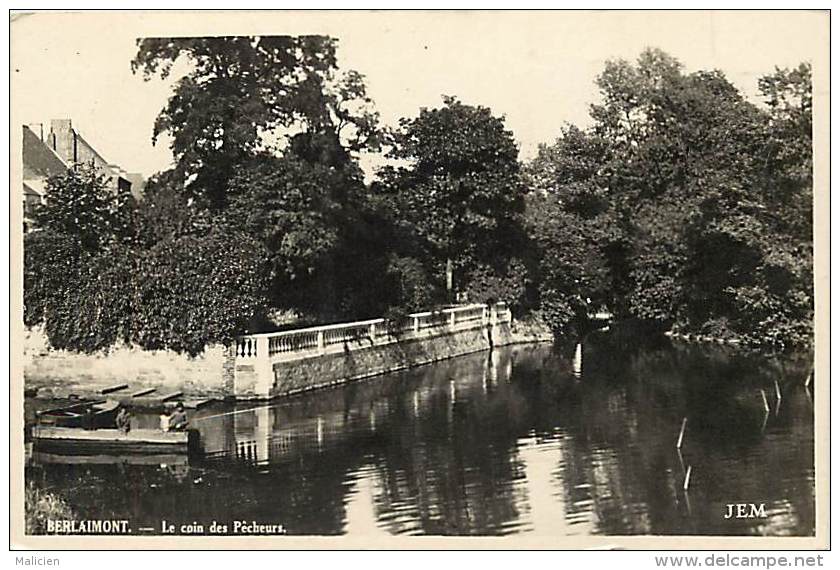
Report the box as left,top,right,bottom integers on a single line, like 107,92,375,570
536,287,577,336
384,255,436,314
25,228,270,355
23,230,82,328
44,246,136,353
131,230,270,355
464,258,528,310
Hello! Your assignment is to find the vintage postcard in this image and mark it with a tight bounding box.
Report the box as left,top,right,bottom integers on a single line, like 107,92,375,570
9,9,830,550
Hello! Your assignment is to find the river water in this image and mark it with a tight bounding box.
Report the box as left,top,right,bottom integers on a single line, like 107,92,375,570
27,329,815,536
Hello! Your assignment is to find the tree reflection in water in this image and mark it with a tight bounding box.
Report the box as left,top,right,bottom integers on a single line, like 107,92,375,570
28,328,814,536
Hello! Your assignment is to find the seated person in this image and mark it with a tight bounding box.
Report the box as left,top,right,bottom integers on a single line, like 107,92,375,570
114,406,131,433
168,402,189,431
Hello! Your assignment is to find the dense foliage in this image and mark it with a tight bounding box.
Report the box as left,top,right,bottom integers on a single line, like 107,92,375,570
132,36,379,209
378,96,529,307
24,42,813,354
130,230,269,355
24,165,269,355
525,50,813,350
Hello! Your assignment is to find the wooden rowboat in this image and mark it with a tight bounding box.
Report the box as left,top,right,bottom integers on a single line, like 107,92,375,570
32,426,193,455
36,400,120,429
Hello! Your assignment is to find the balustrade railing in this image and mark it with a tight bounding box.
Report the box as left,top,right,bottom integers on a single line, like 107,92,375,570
236,336,260,358
235,303,509,361
269,330,320,355
323,321,377,348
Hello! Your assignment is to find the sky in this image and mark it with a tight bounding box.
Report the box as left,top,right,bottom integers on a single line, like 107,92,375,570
11,10,828,179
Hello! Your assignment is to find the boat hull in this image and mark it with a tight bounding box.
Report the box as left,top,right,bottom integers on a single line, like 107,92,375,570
32,426,192,455
30,450,189,467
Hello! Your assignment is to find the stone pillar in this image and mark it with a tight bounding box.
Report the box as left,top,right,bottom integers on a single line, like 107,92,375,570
253,336,275,398
222,344,237,396
490,305,499,347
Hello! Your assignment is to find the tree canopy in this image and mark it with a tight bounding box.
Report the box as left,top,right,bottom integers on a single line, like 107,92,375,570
524,49,813,350
132,36,380,208
25,43,813,355
379,96,528,305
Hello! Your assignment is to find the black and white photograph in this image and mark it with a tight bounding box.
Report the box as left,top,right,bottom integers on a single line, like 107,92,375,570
9,9,829,550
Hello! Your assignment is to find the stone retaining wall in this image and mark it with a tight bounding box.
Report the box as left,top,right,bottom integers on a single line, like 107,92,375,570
25,316,532,401
23,327,228,398
266,324,503,398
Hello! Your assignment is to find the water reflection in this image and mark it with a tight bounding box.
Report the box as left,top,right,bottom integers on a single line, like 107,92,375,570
28,328,815,536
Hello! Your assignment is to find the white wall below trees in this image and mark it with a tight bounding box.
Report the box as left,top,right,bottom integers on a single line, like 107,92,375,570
23,327,230,398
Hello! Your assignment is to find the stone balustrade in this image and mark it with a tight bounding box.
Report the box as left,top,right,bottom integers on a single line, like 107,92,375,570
231,303,512,399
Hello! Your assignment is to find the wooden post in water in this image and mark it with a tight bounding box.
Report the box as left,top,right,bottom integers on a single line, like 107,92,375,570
760,389,770,413
683,465,692,491
572,343,583,377
676,417,688,449
774,379,782,402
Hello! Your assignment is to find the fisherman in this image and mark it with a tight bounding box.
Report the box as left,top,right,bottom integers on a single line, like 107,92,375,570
81,403,97,430
168,402,189,431
115,406,132,434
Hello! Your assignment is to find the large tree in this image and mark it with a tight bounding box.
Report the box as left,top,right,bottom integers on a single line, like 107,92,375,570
524,125,618,334
29,163,136,252
24,163,139,350
24,161,272,354
380,96,527,304
132,36,393,323
132,36,380,209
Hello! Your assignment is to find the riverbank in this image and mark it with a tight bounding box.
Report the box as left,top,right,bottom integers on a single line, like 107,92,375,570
664,330,743,346
24,479,75,535
23,304,545,401
506,314,554,344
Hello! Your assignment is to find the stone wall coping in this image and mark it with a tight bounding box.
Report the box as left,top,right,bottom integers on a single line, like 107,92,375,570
238,303,496,340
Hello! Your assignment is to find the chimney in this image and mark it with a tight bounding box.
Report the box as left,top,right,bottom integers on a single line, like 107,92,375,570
27,123,44,141
49,119,76,164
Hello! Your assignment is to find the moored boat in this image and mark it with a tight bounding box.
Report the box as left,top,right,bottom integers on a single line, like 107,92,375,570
32,426,193,455
35,400,121,429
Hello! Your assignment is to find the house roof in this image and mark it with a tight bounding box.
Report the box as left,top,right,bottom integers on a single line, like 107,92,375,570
22,125,68,180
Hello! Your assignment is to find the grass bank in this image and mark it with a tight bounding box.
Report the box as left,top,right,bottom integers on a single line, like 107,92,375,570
25,480,75,534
